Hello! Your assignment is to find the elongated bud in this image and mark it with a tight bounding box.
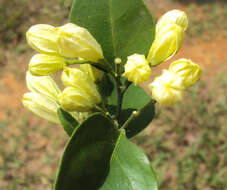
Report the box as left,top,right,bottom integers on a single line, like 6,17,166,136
26,24,58,55
29,54,65,76
59,86,101,112
149,69,185,106
61,67,101,110
22,92,60,124
156,10,188,34
147,24,184,66
169,58,202,88
123,54,151,85
80,64,104,82
26,71,61,102
57,23,104,62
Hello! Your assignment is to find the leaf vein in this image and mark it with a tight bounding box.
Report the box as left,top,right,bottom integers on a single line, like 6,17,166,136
108,0,116,60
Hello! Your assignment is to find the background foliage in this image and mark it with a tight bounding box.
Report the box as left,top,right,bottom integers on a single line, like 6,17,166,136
0,0,226,189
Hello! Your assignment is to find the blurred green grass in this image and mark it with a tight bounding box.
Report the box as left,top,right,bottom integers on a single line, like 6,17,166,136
0,0,226,189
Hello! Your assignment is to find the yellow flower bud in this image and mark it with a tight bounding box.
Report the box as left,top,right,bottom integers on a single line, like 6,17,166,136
114,58,122,64
147,24,184,66
123,54,151,85
26,71,61,102
57,23,104,62
29,54,65,76
26,24,58,55
156,9,188,34
59,86,100,112
61,67,101,110
80,64,104,82
149,69,185,106
169,58,202,88
22,92,60,124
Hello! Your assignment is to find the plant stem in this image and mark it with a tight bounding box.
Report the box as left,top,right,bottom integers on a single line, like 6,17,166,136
121,100,156,129
122,80,132,94
65,58,114,75
115,65,132,125
65,58,89,65
115,63,122,122
121,110,138,129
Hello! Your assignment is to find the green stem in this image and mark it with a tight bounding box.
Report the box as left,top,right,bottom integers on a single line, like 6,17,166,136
115,65,132,125
99,59,115,76
65,58,114,75
94,104,118,129
115,65,122,122
122,80,132,94
65,59,89,65
94,105,111,118
121,100,156,129
121,110,138,129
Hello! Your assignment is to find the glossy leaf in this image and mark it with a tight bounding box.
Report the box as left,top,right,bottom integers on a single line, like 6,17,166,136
97,74,114,101
57,108,79,136
124,101,155,138
99,131,158,190
69,0,155,65
108,79,151,111
54,113,120,190
122,84,151,110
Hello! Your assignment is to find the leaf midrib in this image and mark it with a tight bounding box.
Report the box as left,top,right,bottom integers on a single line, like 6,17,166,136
108,0,116,61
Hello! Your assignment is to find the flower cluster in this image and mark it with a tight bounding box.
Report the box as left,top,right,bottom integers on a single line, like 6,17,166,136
23,23,104,123
123,9,201,106
22,9,202,124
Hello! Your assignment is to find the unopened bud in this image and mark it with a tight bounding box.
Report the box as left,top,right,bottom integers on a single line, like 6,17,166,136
149,69,185,106
123,54,151,85
26,71,61,102
57,23,103,62
114,58,122,64
169,58,202,88
80,64,104,82
29,54,65,76
61,67,101,111
156,9,188,34
26,24,58,55
22,92,60,124
147,24,184,66
59,86,100,112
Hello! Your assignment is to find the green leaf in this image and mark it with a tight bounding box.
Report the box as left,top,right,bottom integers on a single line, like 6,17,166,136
122,84,151,110
107,101,155,137
124,101,155,138
99,131,158,190
57,108,79,136
97,74,114,101
69,0,155,65
54,113,120,190
108,79,151,111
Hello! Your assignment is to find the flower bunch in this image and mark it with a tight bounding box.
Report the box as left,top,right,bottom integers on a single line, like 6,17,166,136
23,23,104,123
123,9,201,106
21,6,204,188
23,9,202,125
